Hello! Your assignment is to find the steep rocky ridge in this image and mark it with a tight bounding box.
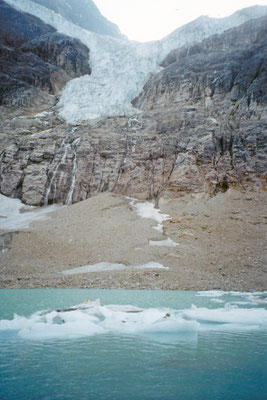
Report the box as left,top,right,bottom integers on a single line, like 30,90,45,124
31,0,124,39
135,16,267,108
0,4,266,206
132,16,267,196
0,0,90,106
5,0,267,123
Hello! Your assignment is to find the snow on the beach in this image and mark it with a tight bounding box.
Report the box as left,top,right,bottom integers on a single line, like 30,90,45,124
61,261,168,275
149,238,178,247
132,201,170,233
131,200,178,245
0,194,58,230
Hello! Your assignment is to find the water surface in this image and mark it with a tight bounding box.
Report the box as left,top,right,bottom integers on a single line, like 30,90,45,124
0,289,266,400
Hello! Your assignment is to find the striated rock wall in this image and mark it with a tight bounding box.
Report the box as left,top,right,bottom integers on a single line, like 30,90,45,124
0,103,266,206
0,13,266,205
131,17,267,197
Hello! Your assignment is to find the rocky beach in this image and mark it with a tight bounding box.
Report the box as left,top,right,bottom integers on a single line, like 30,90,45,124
1,189,266,291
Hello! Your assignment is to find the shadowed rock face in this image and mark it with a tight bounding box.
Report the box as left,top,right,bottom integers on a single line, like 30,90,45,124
133,16,267,109
129,17,267,197
31,0,124,39
0,0,54,47
0,10,266,205
0,0,90,106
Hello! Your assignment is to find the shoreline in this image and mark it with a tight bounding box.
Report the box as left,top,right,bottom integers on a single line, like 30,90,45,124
1,190,266,291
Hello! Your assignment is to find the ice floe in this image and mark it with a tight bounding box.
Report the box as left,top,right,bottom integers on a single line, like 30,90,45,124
1,297,266,341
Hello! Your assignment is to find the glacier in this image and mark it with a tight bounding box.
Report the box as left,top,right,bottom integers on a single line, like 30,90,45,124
5,0,267,124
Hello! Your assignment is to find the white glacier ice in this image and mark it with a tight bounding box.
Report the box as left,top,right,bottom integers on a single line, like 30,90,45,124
5,0,267,124
1,296,266,341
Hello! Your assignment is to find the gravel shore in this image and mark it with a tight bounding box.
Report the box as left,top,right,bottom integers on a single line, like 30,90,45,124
0,190,266,291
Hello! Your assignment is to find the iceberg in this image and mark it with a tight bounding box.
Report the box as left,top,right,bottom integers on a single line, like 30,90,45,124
1,297,266,341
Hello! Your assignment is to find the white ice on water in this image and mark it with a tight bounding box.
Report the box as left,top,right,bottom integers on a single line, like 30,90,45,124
197,290,267,306
1,295,267,341
0,194,58,230
5,0,267,124
183,305,267,326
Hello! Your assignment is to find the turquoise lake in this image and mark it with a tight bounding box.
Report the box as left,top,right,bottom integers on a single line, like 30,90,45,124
0,289,267,400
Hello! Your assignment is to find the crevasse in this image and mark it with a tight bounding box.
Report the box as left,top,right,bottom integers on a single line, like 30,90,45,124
5,0,267,124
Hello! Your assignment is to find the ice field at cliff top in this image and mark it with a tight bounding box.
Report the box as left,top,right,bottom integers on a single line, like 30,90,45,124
5,0,267,123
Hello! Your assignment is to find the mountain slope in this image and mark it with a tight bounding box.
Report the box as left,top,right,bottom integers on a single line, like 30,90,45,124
0,0,90,106
0,15,266,205
134,16,267,110
0,1,266,206
4,0,267,123
31,0,124,39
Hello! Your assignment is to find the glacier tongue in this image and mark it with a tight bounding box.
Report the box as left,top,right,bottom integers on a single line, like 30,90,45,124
5,0,267,124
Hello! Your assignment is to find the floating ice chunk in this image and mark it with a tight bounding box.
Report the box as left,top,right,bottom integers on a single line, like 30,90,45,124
0,194,59,230
0,314,39,331
19,319,105,340
1,299,266,341
61,261,168,275
183,306,267,327
196,291,225,297
149,238,178,247
210,299,225,304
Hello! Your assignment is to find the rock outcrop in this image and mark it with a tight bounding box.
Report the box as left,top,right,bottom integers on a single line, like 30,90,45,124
0,6,266,206
31,0,124,39
0,0,90,106
132,16,267,196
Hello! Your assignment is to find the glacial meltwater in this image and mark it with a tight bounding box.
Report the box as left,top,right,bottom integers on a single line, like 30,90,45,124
0,290,266,400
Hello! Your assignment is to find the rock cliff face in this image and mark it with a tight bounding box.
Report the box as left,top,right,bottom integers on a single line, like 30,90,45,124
31,0,124,39
0,4,266,206
132,16,267,196
0,0,90,106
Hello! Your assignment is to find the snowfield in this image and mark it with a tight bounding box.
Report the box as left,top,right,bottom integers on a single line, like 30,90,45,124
5,0,267,124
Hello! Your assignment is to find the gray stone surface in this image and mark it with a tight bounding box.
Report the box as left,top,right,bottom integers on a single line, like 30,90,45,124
0,0,90,106
0,8,266,205
31,0,124,39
